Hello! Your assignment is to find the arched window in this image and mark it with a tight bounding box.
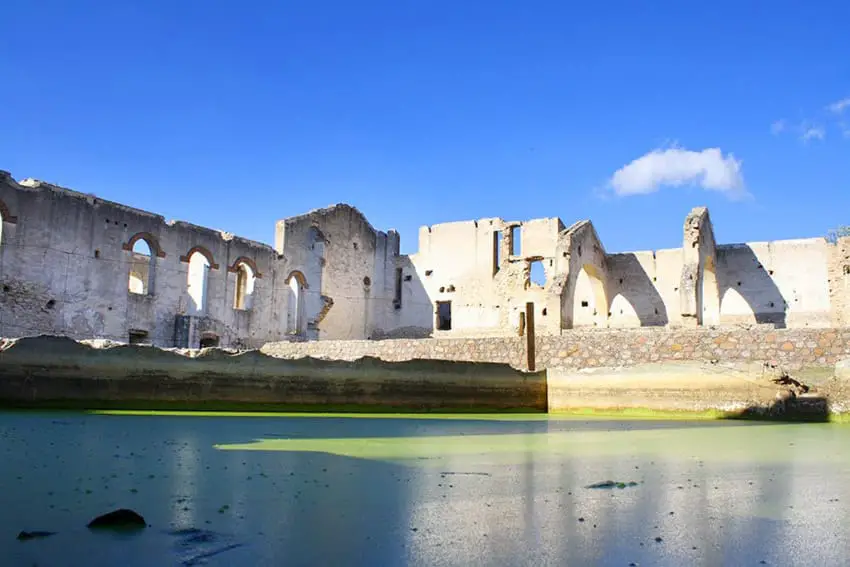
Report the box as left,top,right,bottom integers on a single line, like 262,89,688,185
233,262,255,310
286,271,306,334
187,251,211,315
128,239,154,295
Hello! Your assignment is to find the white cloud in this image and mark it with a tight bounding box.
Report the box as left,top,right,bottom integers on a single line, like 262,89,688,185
827,97,850,114
801,125,825,142
609,147,746,199
770,120,786,135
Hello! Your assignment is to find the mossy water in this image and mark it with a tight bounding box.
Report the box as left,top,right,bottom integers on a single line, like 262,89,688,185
3,412,850,566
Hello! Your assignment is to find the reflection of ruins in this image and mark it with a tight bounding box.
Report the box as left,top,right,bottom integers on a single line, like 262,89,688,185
1,170,849,348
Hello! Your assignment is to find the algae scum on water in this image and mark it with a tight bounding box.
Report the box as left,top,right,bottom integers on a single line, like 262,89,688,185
4,411,850,566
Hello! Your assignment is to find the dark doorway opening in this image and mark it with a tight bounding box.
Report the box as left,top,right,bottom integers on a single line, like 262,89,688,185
436,301,452,331
128,329,150,345
199,334,220,348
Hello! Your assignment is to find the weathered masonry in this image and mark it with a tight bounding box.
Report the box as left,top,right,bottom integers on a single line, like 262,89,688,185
1,169,849,348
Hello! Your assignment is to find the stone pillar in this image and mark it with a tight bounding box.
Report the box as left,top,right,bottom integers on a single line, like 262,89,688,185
679,207,719,327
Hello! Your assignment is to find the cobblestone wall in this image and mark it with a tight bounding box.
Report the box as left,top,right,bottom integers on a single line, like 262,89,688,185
262,326,850,372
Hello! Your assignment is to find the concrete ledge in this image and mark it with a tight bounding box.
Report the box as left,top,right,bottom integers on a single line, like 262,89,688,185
0,335,546,412
548,360,850,420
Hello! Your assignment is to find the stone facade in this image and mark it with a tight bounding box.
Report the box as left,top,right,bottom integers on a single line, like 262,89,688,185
0,172,404,348
2,168,850,348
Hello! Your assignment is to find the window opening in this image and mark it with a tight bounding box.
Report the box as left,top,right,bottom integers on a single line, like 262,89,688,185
493,230,503,274
510,226,521,256
394,268,403,309
436,301,452,331
129,239,153,295
128,329,149,345
529,260,546,286
187,251,211,315
234,263,255,310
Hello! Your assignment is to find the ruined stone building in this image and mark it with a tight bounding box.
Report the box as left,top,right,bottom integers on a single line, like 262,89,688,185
1,170,848,348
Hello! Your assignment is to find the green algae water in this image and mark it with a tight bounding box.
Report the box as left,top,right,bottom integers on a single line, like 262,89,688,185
2,412,850,566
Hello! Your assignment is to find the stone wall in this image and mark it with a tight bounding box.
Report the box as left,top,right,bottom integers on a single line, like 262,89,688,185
263,326,850,374
0,171,408,347
0,172,284,349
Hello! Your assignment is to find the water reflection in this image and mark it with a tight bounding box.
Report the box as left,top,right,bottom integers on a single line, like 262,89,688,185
2,413,850,566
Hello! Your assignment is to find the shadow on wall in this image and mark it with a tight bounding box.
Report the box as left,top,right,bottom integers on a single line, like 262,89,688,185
609,254,668,326
377,257,433,339
716,245,787,328
722,395,829,422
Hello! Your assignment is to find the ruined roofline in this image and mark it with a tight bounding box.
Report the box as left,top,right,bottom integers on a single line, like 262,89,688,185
3,171,276,253
421,215,565,233
280,203,391,237
717,237,829,249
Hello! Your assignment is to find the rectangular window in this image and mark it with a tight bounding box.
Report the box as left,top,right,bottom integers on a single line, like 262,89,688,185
493,231,503,275
394,268,403,309
510,226,521,256
436,301,452,330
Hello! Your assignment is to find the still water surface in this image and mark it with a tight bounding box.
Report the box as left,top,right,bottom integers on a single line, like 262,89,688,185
2,412,849,566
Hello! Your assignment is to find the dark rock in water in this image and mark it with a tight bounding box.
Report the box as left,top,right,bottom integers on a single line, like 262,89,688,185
585,480,639,489
17,530,57,541
87,509,146,530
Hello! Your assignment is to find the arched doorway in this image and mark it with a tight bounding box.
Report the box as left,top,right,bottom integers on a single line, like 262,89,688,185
572,264,608,328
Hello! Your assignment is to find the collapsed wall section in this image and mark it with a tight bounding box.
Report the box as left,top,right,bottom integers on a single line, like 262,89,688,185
399,216,565,338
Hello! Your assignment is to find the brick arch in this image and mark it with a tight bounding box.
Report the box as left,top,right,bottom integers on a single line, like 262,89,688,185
122,232,166,258
0,198,18,224
286,270,308,289
228,256,262,278
180,246,219,270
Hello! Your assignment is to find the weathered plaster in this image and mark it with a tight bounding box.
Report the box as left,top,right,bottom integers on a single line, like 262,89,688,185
0,168,846,345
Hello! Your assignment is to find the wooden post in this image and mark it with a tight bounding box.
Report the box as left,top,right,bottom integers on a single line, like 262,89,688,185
525,302,536,371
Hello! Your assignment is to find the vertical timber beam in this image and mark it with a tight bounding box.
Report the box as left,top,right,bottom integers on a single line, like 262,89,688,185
526,302,536,371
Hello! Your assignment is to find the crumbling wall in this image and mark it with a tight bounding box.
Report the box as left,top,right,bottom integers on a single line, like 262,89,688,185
828,236,850,327
557,220,609,329
679,207,719,327
0,171,282,348
716,239,831,328
275,204,404,340
606,251,670,327
397,216,564,338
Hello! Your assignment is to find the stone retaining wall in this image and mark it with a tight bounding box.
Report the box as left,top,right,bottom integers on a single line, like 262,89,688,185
0,336,546,412
262,327,850,373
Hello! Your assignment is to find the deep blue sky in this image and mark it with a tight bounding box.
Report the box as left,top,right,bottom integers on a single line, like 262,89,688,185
2,1,849,254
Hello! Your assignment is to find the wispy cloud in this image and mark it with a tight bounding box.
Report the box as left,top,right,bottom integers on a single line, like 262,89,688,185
770,120,786,135
609,147,746,200
827,97,850,114
801,125,825,142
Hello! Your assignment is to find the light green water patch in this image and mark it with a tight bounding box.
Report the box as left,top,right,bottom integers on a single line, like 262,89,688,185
215,423,850,466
